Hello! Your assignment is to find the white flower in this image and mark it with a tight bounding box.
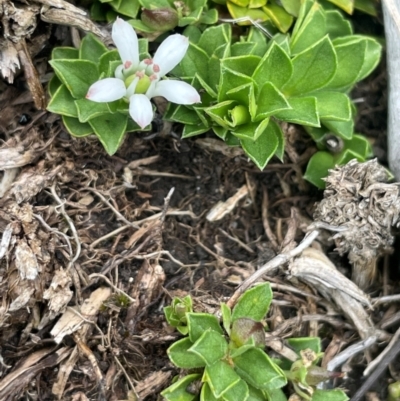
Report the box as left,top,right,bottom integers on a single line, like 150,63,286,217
86,17,200,129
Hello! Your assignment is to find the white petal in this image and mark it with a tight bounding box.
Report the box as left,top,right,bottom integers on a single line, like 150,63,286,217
150,80,200,105
153,34,189,76
86,78,126,102
129,94,153,129
112,17,139,67
115,64,124,79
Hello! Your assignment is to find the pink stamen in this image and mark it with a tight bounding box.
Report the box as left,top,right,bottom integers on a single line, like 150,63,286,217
136,71,145,78
124,61,132,69
144,58,153,65
149,74,158,81
153,64,160,73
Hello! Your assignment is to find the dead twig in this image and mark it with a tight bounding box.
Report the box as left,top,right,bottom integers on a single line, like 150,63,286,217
349,335,400,401
49,183,81,266
226,229,320,308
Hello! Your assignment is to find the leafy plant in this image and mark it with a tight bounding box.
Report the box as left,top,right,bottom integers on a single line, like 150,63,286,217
165,0,381,185
90,0,141,21
213,0,377,35
47,19,200,155
161,283,349,401
47,33,146,154
164,295,193,334
129,0,218,39
91,0,218,38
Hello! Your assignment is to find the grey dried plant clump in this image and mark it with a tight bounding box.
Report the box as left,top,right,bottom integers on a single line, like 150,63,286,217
313,159,400,289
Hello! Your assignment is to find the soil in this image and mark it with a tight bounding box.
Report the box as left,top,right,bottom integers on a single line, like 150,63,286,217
0,5,399,401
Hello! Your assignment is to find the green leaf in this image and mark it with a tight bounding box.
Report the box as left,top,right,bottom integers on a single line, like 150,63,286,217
284,36,337,96
233,348,287,390
167,337,207,369
327,0,354,13
89,113,127,155
221,302,232,335
264,388,288,401
200,383,219,401
48,74,62,97
262,1,294,33
287,337,321,355
314,92,351,121
194,106,212,127
255,82,291,120
223,56,261,77
328,39,367,89
268,33,291,55
62,116,94,137
180,42,209,80
75,98,112,122
51,47,79,60
182,123,210,138
161,374,201,401
231,42,258,57
79,34,108,62
47,84,78,118
205,100,236,129
246,27,269,57
240,120,280,169
203,361,241,398
291,0,314,35
232,283,273,322
49,60,99,99
116,0,140,17
198,23,231,57
218,68,253,103
208,43,231,92
196,73,218,98
199,8,219,25
312,389,349,401
290,2,326,55
98,50,121,77
252,42,293,90
322,118,353,139
355,0,377,15
303,151,334,188
345,134,373,158
356,36,382,82
325,10,352,39
233,118,270,141
189,329,229,366
187,312,223,343
275,96,319,126
213,126,229,140
183,25,202,43
222,379,249,401
280,0,301,16
165,104,201,125
129,19,156,33
227,83,256,113
227,2,269,25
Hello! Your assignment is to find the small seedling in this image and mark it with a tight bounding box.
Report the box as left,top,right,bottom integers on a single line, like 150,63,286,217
161,282,349,401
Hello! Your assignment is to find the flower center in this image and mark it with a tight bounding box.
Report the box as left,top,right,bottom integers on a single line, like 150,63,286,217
125,72,152,94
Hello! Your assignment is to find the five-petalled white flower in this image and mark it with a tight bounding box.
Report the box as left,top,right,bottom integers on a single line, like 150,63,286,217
85,17,200,129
